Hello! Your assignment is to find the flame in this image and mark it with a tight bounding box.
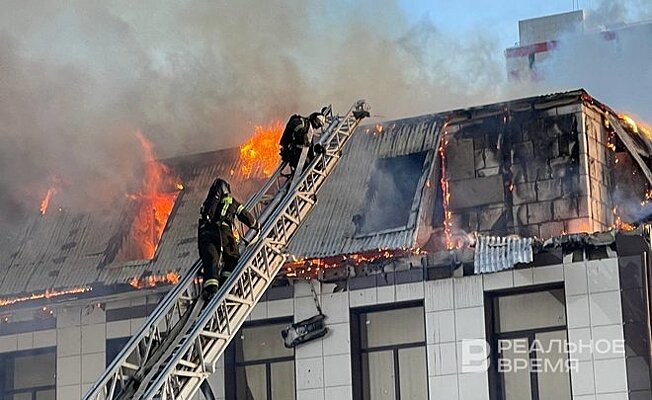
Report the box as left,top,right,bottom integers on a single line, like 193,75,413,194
439,128,454,249
40,187,56,215
116,132,182,261
0,287,92,308
239,121,283,178
619,114,652,140
614,217,636,232
375,124,384,134
128,271,181,289
283,247,426,279
39,176,61,215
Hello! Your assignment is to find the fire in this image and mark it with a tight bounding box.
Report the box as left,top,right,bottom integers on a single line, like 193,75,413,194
439,127,454,249
116,132,182,261
375,124,384,134
39,176,61,215
619,114,652,140
284,247,426,279
614,217,636,232
40,188,56,215
0,286,92,308
240,121,283,178
128,271,181,289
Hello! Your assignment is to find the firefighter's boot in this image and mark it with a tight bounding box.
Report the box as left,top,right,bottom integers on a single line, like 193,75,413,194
202,278,219,301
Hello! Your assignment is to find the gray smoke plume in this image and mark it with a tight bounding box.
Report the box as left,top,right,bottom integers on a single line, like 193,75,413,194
0,0,508,230
537,3,652,123
1,0,650,235
586,0,652,27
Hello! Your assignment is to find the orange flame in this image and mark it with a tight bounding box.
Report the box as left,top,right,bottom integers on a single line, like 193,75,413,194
439,128,454,249
614,217,636,232
40,188,56,215
39,176,61,215
128,271,181,289
239,121,283,178
0,287,92,308
116,132,182,261
283,247,426,279
619,114,652,140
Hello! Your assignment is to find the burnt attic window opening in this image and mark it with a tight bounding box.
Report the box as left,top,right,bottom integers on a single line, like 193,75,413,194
354,151,428,236
108,157,185,264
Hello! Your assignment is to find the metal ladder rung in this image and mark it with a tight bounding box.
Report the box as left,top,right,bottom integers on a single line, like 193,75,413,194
172,370,205,378
224,294,254,305
199,330,230,340
177,359,198,369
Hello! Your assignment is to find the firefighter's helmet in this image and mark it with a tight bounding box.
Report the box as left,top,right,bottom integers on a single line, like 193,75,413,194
211,178,231,198
309,112,326,129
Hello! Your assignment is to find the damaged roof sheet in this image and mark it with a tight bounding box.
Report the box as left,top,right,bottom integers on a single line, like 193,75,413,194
287,116,441,258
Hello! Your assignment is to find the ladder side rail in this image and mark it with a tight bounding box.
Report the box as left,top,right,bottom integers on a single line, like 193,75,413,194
84,259,202,399
141,101,367,399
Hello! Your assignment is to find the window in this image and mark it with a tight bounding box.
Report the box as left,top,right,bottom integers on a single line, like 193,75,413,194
225,318,295,400
352,303,428,400
487,287,571,400
106,337,131,367
355,152,428,236
0,348,56,400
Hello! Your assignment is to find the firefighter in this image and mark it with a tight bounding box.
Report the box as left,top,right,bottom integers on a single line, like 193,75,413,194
198,178,259,300
279,110,327,172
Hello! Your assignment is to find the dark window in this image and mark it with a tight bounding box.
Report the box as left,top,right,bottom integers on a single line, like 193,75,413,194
106,337,131,367
0,348,56,400
355,152,428,235
352,302,428,400
225,318,295,400
487,287,571,400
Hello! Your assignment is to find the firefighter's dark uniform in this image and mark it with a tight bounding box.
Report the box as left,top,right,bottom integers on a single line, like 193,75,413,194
280,114,313,171
198,179,258,298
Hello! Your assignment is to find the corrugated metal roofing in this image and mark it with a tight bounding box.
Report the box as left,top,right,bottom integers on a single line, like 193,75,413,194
287,115,442,258
473,235,534,274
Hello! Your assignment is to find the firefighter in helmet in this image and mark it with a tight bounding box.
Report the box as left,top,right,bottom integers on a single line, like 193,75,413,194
198,178,259,300
279,109,327,172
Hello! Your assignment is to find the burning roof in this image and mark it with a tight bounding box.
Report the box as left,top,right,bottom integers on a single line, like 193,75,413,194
0,146,262,306
2,89,652,307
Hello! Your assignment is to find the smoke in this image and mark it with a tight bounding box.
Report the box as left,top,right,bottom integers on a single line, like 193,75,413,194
586,0,652,27
0,0,512,230
536,3,652,123
2,0,651,235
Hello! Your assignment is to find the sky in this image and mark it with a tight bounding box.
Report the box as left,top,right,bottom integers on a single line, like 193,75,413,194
399,0,645,49
400,1,579,47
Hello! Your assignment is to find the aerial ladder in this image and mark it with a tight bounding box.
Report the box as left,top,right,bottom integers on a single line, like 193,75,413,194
83,100,370,400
